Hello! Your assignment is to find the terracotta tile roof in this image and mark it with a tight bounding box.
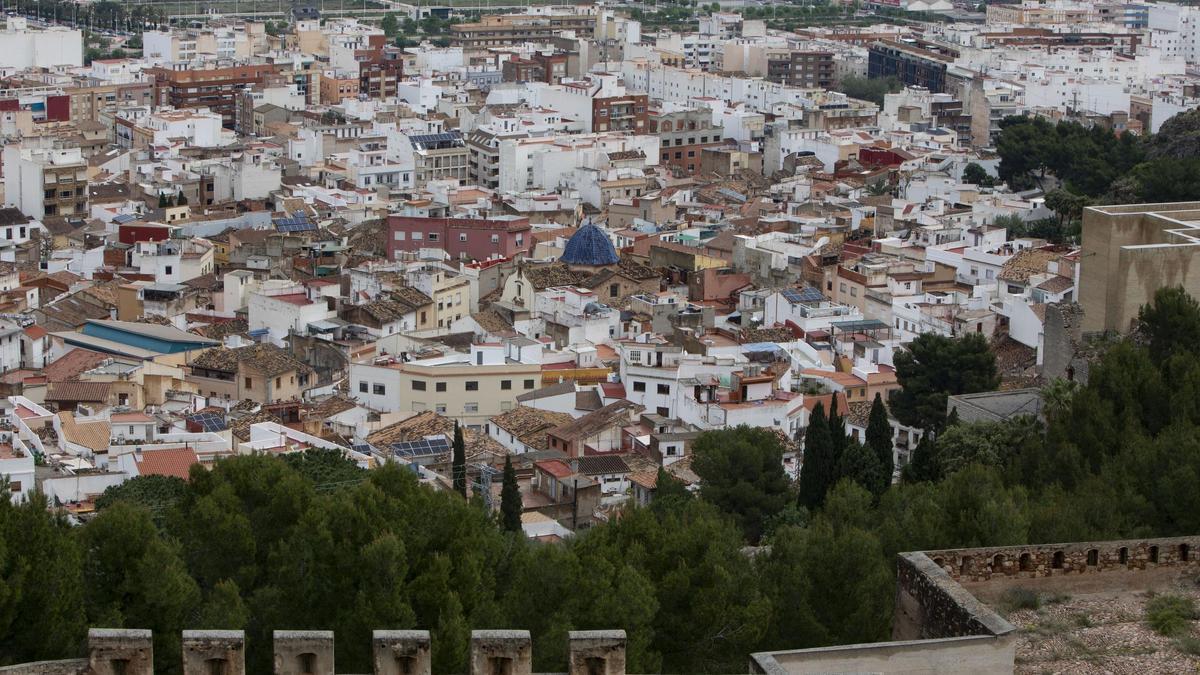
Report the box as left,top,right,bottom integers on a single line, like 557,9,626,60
522,262,593,291
490,406,574,451
999,248,1058,283
191,343,313,377
135,447,199,480
23,324,47,339
367,411,504,460
1036,275,1073,293
548,400,640,441
228,409,281,442
45,381,111,403
472,309,513,334
535,458,574,479
574,454,629,475
57,412,111,453
191,319,250,341
303,395,358,420
629,469,658,489
846,400,874,428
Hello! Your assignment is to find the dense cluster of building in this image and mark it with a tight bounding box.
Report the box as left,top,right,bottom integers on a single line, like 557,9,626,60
0,0,1192,544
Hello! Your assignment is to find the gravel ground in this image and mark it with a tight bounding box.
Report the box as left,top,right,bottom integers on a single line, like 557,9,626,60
1007,584,1200,674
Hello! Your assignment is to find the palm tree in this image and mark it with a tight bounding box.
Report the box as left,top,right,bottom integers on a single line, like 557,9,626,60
1040,378,1079,424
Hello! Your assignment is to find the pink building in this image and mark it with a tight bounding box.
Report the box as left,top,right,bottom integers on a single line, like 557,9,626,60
386,215,532,262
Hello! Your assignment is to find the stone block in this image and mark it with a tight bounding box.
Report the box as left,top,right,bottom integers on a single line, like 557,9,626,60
182,630,245,675
372,630,432,675
567,630,626,675
468,630,532,675
273,630,334,675
87,629,153,675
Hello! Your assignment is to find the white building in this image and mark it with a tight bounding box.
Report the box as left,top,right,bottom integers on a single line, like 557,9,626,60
0,18,82,68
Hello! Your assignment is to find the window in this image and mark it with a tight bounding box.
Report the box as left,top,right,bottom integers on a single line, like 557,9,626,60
656,384,670,395
412,232,423,241
275,377,281,388
165,265,173,275
501,380,512,390
436,382,446,392
524,379,535,389
633,381,646,392
491,234,500,243
464,402,479,413
465,381,479,391
244,377,252,389
459,233,468,242
428,232,439,242
373,384,386,395
435,404,446,413
359,381,368,393
609,283,620,298
394,231,406,241
412,380,426,391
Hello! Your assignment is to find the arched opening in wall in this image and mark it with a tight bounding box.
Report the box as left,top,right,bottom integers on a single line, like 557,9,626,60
1019,552,1032,571
1181,544,1190,562
1087,549,1099,567
1150,545,1160,563
1052,551,1065,569
298,652,317,674
206,659,228,675
960,557,970,577
932,557,945,569
1119,547,1129,564
110,660,130,675
992,554,1006,573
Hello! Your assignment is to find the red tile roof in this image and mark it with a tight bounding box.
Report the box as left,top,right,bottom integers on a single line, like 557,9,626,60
135,448,199,480
23,324,47,339
534,459,573,479
44,349,109,382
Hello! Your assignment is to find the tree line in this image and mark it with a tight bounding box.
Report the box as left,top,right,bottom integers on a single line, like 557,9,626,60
4,288,1200,673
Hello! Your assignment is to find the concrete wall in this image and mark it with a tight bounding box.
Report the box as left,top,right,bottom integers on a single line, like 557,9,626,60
750,635,1014,675
1079,203,1200,333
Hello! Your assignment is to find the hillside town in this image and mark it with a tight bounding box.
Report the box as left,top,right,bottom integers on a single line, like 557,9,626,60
1,0,1200,673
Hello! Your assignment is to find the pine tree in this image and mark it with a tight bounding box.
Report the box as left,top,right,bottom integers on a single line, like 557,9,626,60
452,422,467,497
499,455,522,532
798,402,834,510
865,393,894,487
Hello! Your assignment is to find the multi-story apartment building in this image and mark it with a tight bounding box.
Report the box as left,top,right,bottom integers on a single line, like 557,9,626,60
407,131,469,187
1,144,88,219
766,50,836,89
450,13,595,49
144,64,283,128
868,40,955,94
349,340,545,427
649,107,725,176
387,215,531,262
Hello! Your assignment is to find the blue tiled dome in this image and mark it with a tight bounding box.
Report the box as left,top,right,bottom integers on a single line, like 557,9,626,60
561,223,619,266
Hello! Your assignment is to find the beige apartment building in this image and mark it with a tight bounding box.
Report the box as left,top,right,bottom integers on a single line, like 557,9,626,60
349,340,544,427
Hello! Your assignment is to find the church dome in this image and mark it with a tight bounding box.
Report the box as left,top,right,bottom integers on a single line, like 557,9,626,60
561,223,619,266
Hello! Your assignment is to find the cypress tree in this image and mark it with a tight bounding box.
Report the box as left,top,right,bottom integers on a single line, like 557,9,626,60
826,393,846,463
499,455,522,532
177,191,188,206
798,402,834,510
158,192,168,208
865,393,894,486
452,422,467,497
836,439,886,497
904,433,939,483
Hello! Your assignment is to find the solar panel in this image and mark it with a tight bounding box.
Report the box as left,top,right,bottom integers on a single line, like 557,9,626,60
389,435,450,458
274,212,317,233
188,412,227,432
781,287,825,304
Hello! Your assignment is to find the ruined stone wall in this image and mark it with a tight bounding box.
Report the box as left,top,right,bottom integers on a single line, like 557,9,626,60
0,661,87,675
921,536,1200,584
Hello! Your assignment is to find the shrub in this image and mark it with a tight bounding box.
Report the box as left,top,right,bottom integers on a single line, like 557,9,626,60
1001,587,1040,612
1145,594,1199,637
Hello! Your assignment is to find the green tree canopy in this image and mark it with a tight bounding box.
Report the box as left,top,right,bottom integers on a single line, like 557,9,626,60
891,333,999,431
691,425,792,543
